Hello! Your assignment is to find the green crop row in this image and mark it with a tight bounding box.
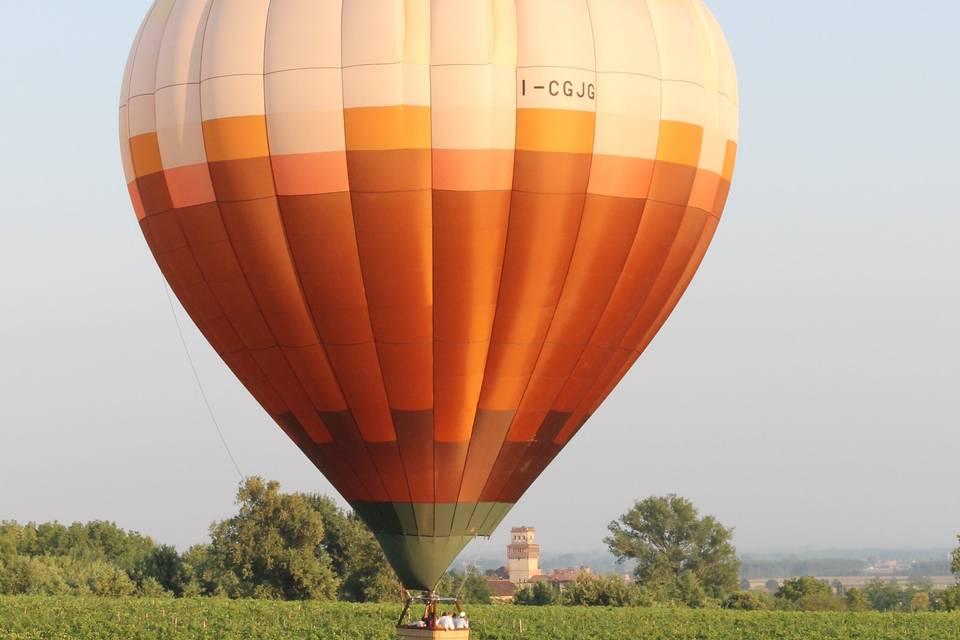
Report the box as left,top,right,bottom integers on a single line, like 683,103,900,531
1,597,960,640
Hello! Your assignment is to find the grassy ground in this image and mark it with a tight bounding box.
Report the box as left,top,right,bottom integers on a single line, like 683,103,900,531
1,597,959,639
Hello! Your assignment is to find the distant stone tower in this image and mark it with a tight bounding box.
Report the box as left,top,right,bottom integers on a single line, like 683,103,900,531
507,527,541,584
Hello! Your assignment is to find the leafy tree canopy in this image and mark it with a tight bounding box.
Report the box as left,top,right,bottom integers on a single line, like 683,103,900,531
605,495,740,605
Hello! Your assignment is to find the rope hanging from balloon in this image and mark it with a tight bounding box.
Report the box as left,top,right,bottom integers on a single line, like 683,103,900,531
162,278,245,481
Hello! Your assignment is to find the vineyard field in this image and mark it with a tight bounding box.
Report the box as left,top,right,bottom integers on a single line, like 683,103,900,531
2,597,960,640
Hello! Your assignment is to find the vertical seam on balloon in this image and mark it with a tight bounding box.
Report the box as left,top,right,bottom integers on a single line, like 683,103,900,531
338,0,420,527
452,0,520,526
258,0,391,505
193,0,370,502
547,0,669,447
425,0,440,540
476,0,601,505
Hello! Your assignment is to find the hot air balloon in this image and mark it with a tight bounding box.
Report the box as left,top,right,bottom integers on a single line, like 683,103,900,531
120,0,737,614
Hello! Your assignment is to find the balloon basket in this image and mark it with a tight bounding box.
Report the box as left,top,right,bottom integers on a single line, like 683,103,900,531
396,592,471,639
397,629,470,640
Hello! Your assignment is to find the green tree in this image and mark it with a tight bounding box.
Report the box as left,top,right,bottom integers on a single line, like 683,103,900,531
723,591,771,610
775,577,832,605
910,592,930,612
930,585,960,612
308,495,398,603
952,535,960,577
863,579,906,612
200,477,339,600
606,495,740,605
514,581,560,606
764,579,780,592
563,574,649,607
845,588,870,611
435,566,493,605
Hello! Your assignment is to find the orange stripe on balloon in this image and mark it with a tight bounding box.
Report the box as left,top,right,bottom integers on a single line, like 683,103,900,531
587,155,655,199
271,152,350,196
129,132,163,177
202,115,270,163
164,163,216,208
431,149,515,191
516,109,596,155
343,106,432,151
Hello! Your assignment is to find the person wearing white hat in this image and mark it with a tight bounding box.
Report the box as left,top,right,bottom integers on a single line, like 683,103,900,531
454,612,470,630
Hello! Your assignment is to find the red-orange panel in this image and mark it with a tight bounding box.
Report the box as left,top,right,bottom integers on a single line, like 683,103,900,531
218,197,318,348
280,194,373,340
552,200,687,411
479,190,585,410
505,194,645,441
325,342,396,443
577,208,712,417
351,188,433,410
433,190,511,442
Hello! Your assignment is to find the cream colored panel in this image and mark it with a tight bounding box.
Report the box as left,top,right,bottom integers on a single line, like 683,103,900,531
431,0,492,65
647,0,710,87
119,106,135,182
265,0,342,72
697,92,724,173
660,81,707,128
431,65,516,150
517,0,595,69
342,64,431,108
120,14,149,106
156,0,212,88
342,0,404,66
156,84,208,168
588,0,659,77
129,0,176,98
592,74,660,159
720,97,739,144
266,69,345,154
201,75,266,120
403,0,430,64
201,0,269,79
694,0,739,104
490,0,518,66
128,94,158,137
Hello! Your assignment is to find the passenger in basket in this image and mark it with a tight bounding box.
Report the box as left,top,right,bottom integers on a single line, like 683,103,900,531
454,612,470,630
437,611,456,631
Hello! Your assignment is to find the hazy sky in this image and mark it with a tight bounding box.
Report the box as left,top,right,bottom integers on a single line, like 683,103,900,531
1,1,958,560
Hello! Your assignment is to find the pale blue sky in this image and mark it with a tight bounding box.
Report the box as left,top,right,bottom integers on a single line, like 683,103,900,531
1,1,958,558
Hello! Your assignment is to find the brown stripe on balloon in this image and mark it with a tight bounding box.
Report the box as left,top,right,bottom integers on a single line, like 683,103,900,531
345,149,432,193
275,412,366,502
207,157,276,202
480,410,571,503
365,442,412,504
457,410,516,503
319,411,391,503
392,410,435,505
136,172,173,216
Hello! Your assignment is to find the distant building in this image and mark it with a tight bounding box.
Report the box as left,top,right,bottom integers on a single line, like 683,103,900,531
507,527,541,584
485,578,517,602
530,566,593,587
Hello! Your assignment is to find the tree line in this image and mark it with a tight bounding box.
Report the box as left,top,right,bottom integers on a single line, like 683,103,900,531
511,495,960,612
2,483,958,612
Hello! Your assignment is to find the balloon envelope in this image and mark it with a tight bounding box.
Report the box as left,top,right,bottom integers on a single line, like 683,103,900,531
121,0,738,591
